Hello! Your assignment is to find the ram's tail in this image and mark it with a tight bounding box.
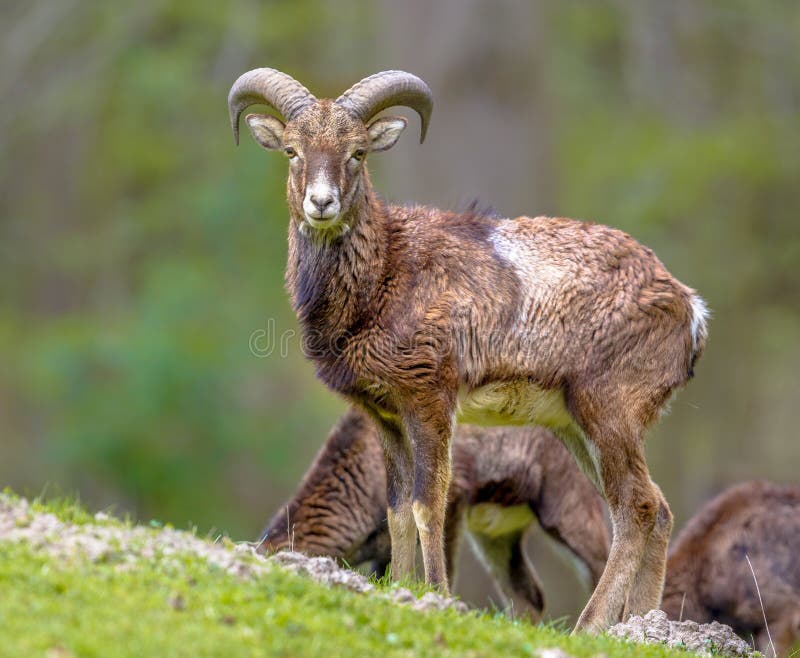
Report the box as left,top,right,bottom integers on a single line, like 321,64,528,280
689,293,710,371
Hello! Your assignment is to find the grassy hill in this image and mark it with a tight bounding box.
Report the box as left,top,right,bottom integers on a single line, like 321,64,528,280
0,493,700,658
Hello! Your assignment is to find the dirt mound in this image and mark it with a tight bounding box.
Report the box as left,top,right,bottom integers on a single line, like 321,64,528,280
0,494,466,614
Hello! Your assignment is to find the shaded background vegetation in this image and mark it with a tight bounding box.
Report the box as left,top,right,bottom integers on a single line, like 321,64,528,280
1,0,798,621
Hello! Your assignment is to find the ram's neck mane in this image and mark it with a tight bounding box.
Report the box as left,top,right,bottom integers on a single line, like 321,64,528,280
286,177,389,347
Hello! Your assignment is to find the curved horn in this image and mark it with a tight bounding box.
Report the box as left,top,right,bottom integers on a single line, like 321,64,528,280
335,70,433,143
227,68,316,145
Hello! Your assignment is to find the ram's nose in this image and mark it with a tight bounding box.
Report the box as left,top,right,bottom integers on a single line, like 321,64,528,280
310,193,334,214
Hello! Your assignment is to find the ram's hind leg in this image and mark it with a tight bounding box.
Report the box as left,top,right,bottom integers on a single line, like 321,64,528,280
570,389,665,633
625,482,673,618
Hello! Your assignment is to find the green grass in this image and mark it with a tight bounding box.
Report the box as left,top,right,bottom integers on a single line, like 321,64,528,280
0,497,696,658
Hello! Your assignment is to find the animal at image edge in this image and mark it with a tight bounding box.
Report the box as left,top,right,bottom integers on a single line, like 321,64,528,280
662,481,800,657
262,411,800,656
228,67,708,632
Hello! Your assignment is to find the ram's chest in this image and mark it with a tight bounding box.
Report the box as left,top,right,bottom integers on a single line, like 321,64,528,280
312,331,389,397
313,353,360,395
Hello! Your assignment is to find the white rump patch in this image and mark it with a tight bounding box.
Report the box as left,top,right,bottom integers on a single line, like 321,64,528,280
689,294,709,353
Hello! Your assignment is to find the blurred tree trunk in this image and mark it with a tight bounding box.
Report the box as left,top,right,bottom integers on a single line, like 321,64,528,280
372,0,557,217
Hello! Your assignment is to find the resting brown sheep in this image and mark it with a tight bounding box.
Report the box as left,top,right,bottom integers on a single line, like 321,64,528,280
662,481,800,656
259,406,610,622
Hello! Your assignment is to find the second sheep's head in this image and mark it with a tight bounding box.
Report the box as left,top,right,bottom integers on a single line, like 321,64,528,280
228,69,432,234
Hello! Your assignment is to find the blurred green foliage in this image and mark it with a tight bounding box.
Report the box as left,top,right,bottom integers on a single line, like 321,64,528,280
1,0,349,534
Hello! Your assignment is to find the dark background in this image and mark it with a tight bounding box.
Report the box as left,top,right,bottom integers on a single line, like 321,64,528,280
2,0,798,622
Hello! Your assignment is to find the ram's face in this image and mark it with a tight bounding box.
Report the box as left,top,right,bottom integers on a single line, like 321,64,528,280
281,102,368,230
245,100,407,233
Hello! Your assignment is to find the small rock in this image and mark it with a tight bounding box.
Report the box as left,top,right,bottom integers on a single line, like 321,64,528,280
608,609,755,657
390,587,417,605
268,551,374,593
233,542,258,555
415,591,447,611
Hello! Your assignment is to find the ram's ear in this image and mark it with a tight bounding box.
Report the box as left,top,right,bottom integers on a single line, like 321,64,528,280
367,116,407,152
245,113,285,150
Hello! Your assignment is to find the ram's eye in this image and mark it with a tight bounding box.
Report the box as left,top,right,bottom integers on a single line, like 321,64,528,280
351,148,366,161
284,147,297,158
